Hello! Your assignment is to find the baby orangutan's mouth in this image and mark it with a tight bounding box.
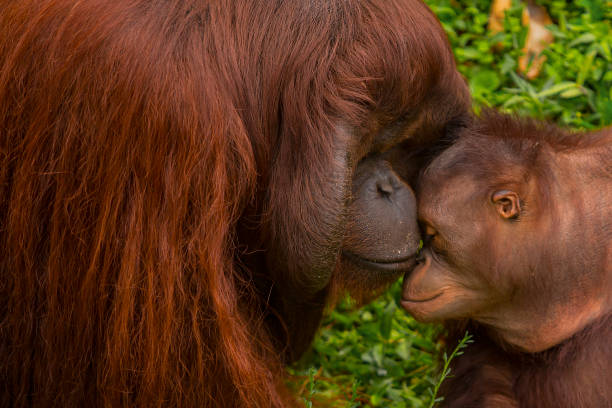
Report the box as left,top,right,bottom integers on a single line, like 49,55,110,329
399,253,443,304
400,291,443,303
342,251,418,274
399,280,446,321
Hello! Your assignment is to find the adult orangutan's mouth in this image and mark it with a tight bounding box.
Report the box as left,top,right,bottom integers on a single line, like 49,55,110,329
342,251,418,274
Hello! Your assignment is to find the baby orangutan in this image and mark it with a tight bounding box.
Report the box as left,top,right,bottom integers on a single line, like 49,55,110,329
402,112,611,407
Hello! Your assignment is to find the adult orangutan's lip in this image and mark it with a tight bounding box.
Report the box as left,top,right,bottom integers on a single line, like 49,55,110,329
342,251,418,273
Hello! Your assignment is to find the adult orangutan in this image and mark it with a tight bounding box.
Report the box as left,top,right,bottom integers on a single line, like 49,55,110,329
402,112,611,407
0,0,470,406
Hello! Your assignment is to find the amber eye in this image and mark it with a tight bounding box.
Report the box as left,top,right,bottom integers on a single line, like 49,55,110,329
422,224,438,246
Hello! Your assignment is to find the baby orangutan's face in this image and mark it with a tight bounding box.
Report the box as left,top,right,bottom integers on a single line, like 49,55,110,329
400,130,609,352
399,166,506,324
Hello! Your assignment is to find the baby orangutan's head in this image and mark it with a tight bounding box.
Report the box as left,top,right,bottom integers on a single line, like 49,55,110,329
401,112,611,353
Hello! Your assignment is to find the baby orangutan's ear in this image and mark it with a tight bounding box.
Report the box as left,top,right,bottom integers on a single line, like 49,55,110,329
491,190,521,219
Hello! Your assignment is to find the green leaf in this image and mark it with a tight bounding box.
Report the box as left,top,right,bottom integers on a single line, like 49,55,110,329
568,33,597,47
577,49,598,85
560,88,585,98
536,82,579,98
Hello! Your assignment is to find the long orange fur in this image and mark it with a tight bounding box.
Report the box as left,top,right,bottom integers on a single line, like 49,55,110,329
0,0,462,406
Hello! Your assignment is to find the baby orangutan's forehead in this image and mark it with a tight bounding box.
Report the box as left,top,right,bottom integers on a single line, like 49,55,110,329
417,173,480,221
419,140,478,185
421,133,529,190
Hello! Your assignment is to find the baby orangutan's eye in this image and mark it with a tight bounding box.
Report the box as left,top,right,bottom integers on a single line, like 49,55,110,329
422,224,438,246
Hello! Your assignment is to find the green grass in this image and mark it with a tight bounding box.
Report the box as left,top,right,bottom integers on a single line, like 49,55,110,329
289,283,440,407
288,1,612,406
434,0,612,127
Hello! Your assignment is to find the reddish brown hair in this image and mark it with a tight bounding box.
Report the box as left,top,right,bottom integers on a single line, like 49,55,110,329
0,0,463,406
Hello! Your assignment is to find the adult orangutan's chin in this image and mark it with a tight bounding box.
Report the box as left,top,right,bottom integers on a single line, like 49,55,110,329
0,0,469,406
